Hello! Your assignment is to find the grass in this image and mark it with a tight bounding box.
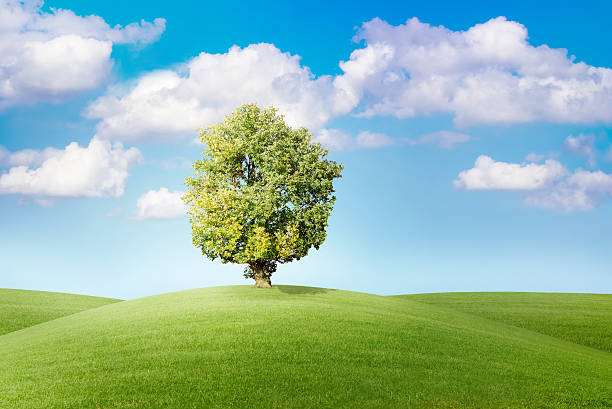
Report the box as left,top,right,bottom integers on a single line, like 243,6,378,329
403,292,612,353
0,288,120,336
0,286,610,408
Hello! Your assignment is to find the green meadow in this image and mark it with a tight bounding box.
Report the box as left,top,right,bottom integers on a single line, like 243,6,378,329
0,286,610,408
404,292,612,353
0,288,120,336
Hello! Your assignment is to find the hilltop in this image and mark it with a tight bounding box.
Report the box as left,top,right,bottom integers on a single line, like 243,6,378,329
0,286,610,408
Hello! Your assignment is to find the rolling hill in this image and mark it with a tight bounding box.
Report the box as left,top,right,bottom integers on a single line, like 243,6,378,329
402,292,612,353
0,286,610,408
0,288,120,336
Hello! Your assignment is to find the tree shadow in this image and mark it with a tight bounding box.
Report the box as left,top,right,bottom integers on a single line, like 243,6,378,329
275,285,332,295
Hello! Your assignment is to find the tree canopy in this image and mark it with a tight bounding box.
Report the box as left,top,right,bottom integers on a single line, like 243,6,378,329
183,104,343,287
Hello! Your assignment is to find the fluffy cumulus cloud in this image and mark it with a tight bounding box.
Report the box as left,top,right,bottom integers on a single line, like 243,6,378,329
312,128,394,150
85,44,358,142
134,188,186,220
411,131,471,149
341,17,612,126
455,155,612,211
0,138,141,197
0,144,62,167
454,156,568,190
82,15,612,143
0,0,165,108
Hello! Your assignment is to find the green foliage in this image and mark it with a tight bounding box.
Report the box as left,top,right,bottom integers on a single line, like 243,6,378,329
1,287,610,408
184,104,342,282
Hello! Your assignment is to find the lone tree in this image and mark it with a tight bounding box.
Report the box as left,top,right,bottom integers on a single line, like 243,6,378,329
183,104,343,288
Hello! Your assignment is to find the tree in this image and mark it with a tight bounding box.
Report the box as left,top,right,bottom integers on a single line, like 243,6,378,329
183,104,343,288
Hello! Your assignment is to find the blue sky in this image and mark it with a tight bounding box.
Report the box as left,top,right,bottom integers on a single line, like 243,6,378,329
1,0,612,299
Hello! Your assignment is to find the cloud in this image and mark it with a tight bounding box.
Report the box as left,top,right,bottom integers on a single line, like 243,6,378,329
83,16,612,142
0,144,63,167
564,134,595,157
312,129,355,151
134,188,186,220
0,138,142,197
524,152,559,163
563,134,597,167
524,170,612,211
411,131,471,149
0,0,165,108
356,131,395,148
454,156,568,190
455,155,612,211
341,16,612,126
85,43,358,142
312,128,395,150
525,152,546,163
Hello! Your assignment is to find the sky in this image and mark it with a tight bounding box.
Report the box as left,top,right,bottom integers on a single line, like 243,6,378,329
1,0,612,299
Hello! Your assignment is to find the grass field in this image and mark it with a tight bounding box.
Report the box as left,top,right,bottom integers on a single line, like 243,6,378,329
0,288,120,336
0,286,610,408
403,292,612,353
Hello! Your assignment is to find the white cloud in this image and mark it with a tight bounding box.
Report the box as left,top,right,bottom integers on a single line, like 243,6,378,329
564,134,594,157
525,170,612,211
85,43,358,142
28,7,166,45
135,188,186,220
524,152,560,163
0,0,165,108
563,134,597,167
312,128,355,151
82,16,612,142
411,131,471,149
0,144,62,167
455,155,612,211
0,138,142,197
525,152,545,163
454,156,567,190
312,128,395,150
356,131,395,148
341,17,612,126
0,146,8,164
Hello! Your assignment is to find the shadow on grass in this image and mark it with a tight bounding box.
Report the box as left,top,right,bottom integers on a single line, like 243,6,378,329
275,285,332,295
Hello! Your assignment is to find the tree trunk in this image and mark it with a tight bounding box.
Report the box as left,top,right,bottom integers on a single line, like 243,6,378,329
251,263,272,288
254,275,272,288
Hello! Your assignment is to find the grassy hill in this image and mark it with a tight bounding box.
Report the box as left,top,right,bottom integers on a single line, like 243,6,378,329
403,292,612,353
0,288,120,336
0,286,610,408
